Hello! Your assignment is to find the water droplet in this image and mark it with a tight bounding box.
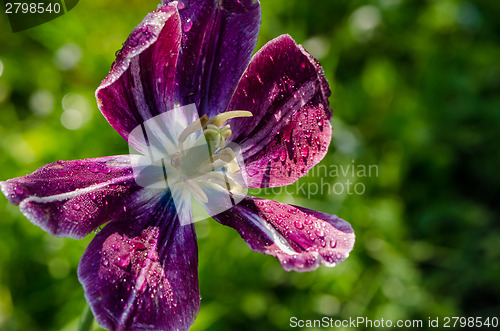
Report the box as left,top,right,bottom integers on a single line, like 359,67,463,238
114,256,130,268
294,220,304,229
72,204,81,210
330,240,337,248
133,241,146,250
102,259,109,266
314,229,325,237
129,38,139,47
300,146,309,158
183,19,193,32
279,149,287,162
177,0,185,9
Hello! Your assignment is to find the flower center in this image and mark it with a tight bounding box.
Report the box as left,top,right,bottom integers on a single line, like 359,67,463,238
130,106,252,225
168,110,252,203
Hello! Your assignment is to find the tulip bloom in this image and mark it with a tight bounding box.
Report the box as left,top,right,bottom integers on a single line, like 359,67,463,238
1,1,354,330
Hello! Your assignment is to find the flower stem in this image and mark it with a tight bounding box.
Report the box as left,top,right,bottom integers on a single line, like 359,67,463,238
78,304,94,331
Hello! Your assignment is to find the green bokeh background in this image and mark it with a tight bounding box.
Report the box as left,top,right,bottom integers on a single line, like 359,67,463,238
0,0,499,330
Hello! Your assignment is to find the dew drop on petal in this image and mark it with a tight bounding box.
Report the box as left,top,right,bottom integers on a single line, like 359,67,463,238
279,149,287,162
114,256,130,268
300,146,309,158
294,220,304,229
183,19,193,32
72,204,81,211
315,229,325,237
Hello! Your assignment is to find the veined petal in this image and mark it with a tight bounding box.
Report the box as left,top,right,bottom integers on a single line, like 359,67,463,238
78,196,199,331
0,156,142,239
227,34,332,188
163,0,261,117
212,196,354,272
96,4,182,150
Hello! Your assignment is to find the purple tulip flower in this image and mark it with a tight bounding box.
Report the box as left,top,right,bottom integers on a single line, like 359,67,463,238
0,0,355,330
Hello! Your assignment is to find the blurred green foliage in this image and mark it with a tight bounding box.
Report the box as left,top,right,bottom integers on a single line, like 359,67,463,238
0,0,499,330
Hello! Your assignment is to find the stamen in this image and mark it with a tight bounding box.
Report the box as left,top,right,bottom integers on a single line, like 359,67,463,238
207,110,253,127
178,114,209,144
206,172,242,192
198,159,226,174
197,148,237,173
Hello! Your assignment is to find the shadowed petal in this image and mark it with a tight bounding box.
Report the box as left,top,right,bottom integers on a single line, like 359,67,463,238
0,156,142,239
163,0,261,117
78,196,199,331
212,196,354,272
96,4,182,149
227,34,332,188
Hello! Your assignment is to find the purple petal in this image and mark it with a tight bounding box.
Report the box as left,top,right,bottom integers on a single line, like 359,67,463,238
96,4,181,148
213,196,354,272
0,156,141,239
227,34,332,188
78,199,199,331
163,0,261,117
